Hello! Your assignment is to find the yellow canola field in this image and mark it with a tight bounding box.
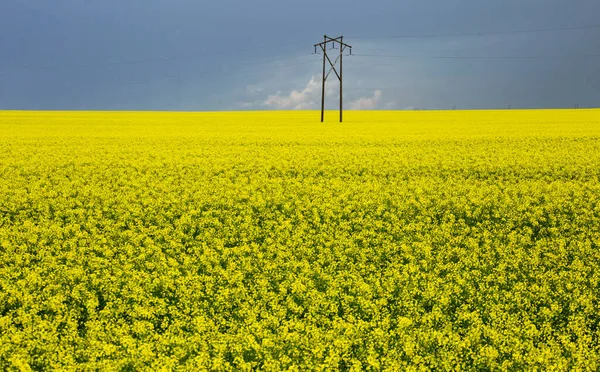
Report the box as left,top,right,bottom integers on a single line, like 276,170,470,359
1,110,600,370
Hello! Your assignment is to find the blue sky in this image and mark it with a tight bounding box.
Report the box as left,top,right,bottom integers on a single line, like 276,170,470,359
1,0,599,110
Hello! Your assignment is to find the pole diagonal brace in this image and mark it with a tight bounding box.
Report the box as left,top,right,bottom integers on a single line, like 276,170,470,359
325,54,341,81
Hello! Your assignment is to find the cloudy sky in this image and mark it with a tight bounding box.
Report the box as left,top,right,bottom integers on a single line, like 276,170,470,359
1,0,599,110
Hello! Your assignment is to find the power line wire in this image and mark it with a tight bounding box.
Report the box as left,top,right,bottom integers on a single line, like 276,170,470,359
2,41,313,71
358,47,600,54
114,57,319,88
1,52,318,88
352,53,600,60
350,24,600,39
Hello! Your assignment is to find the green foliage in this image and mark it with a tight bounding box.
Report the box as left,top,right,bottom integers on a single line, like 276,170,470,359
1,110,599,370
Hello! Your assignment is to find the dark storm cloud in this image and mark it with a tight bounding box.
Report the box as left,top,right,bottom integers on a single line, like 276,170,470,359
0,0,598,110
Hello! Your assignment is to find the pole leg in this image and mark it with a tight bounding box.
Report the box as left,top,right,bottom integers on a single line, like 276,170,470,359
321,35,326,123
340,37,343,123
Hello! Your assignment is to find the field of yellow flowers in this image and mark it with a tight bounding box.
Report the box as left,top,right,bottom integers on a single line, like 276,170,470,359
1,109,600,370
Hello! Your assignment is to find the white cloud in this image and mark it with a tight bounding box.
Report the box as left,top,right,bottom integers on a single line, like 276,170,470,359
384,101,397,109
262,76,329,110
239,102,255,108
349,90,382,110
245,85,264,95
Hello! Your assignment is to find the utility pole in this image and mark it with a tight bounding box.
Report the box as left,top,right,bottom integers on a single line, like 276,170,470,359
314,35,352,122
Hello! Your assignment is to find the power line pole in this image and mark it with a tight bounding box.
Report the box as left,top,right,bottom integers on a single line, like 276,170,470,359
314,35,352,122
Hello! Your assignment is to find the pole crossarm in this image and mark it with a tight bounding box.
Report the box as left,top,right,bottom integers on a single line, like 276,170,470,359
315,35,352,123
314,41,352,49
314,36,352,49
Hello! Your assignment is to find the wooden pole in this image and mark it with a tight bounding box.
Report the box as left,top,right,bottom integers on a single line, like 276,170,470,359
314,35,351,123
340,36,343,123
321,35,326,123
